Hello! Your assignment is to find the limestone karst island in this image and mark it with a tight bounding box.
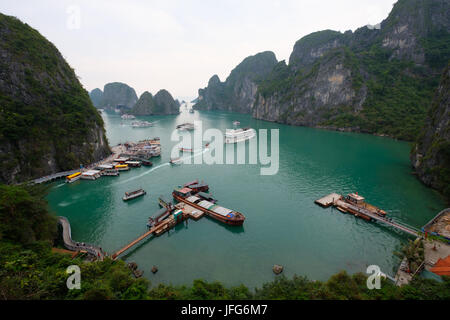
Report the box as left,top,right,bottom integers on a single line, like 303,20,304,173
0,0,449,310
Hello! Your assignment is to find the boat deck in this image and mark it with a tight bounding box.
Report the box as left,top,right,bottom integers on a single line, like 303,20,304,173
175,202,205,220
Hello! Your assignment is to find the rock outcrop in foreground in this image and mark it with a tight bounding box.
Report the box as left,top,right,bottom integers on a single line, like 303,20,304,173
411,64,450,200
0,13,110,183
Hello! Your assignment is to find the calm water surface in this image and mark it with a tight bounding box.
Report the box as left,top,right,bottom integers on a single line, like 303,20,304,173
46,106,446,288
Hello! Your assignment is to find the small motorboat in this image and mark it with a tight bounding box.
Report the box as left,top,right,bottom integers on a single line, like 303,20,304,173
141,160,153,167
179,147,194,153
123,189,146,201
233,121,240,126
170,157,183,165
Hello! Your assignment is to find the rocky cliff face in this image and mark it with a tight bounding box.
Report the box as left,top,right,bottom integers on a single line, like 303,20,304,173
194,0,450,141
152,89,180,115
130,91,155,116
0,13,110,184
252,0,450,140
130,89,179,116
194,51,277,113
99,82,138,111
411,64,450,200
89,88,103,108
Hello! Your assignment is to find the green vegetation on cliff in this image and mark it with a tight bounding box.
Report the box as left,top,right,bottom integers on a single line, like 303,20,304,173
411,64,450,200
0,13,110,183
0,184,448,300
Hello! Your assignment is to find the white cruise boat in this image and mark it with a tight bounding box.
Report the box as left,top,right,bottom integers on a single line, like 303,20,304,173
121,114,136,120
131,120,153,128
224,128,256,144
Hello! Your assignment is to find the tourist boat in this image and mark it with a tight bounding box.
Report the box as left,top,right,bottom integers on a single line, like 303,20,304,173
125,161,141,168
102,169,120,176
81,170,101,180
121,114,136,120
179,147,193,153
183,180,209,193
183,179,199,187
179,147,200,153
66,172,82,183
115,164,130,171
170,157,183,165
131,120,153,128
176,123,195,131
147,208,171,228
114,157,130,163
224,128,256,144
141,160,153,167
344,193,387,217
158,195,173,210
172,187,245,226
123,189,146,201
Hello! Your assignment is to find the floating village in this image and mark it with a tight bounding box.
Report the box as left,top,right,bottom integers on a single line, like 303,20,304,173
34,118,450,282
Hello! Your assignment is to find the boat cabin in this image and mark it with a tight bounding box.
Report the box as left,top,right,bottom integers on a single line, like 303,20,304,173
346,193,365,205
197,192,217,203
98,164,114,170
81,170,101,180
174,187,193,198
114,157,130,163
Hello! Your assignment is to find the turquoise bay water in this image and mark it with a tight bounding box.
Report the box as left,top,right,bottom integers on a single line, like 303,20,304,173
46,107,446,288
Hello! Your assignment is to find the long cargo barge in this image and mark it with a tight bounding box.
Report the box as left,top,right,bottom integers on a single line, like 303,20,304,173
172,187,245,226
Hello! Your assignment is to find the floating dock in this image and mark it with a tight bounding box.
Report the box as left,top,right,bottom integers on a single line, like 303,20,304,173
315,193,420,237
314,193,341,208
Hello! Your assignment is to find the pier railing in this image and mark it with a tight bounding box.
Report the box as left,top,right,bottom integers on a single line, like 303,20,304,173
58,216,105,260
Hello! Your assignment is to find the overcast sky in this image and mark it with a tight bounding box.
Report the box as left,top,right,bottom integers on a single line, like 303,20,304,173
0,0,397,100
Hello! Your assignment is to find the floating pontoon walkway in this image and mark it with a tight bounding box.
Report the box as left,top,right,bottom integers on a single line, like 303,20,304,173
315,193,421,237
58,216,105,260
111,203,207,260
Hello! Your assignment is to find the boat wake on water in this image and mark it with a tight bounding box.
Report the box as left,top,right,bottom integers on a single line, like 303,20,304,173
115,148,210,185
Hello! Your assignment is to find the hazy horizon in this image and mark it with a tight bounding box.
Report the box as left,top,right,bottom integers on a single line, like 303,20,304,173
0,0,397,101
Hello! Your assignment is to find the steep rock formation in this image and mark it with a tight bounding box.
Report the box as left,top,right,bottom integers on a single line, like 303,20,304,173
152,89,180,115
411,64,450,200
0,13,110,184
130,91,155,116
253,0,450,141
99,82,138,111
89,88,103,108
194,51,277,113
194,0,450,141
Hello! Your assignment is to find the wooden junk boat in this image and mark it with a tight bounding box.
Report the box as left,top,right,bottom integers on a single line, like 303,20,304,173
344,193,387,218
123,189,146,201
172,187,245,226
170,157,183,165
183,179,209,193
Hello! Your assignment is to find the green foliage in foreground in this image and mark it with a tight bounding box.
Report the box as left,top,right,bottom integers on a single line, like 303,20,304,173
0,184,449,300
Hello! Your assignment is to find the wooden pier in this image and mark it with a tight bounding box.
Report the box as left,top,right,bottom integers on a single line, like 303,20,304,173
58,216,105,260
111,204,206,260
315,193,421,237
315,193,342,207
